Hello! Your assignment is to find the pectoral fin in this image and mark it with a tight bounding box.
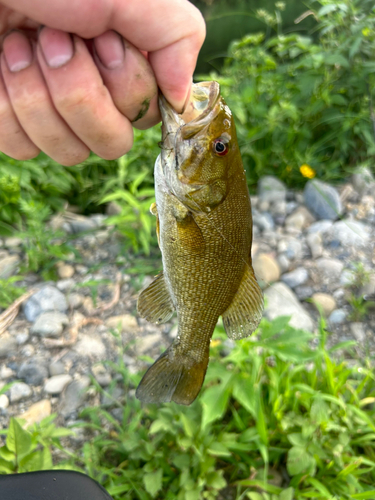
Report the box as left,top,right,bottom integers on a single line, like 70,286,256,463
222,261,263,340
177,213,205,254
137,271,175,324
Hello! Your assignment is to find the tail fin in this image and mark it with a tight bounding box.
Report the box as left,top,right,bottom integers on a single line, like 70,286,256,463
135,347,208,406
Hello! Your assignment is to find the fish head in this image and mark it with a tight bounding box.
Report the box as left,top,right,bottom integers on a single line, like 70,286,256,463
159,81,240,212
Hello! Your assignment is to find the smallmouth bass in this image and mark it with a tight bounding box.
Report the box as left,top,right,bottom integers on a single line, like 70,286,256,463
136,81,263,405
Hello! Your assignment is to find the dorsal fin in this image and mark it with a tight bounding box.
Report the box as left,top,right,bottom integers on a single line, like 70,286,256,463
137,271,175,324
222,260,263,340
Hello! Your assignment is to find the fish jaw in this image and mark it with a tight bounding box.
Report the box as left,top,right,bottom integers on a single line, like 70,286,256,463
159,81,236,212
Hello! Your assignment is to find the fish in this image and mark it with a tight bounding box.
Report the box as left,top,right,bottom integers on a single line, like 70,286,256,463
136,81,263,405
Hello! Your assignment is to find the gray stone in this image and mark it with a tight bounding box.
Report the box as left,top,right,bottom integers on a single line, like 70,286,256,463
0,336,17,357
69,216,97,233
67,293,84,309
92,365,112,387
350,323,366,343
59,376,91,418
74,334,106,358
285,207,315,231
23,286,68,322
90,214,107,228
15,330,29,345
316,258,344,280
56,279,76,292
264,282,314,331
137,333,163,355
277,254,290,273
253,212,275,231
307,220,333,234
101,386,124,407
10,382,32,402
258,176,287,203
328,309,348,326
0,255,20,279
49,361,66,377
31,312,69,338
44,374,73,395
281,267,309,288
331,219,370,248
278,238,302,260
304,180,342,220
352,166,375,195
18,361,48,386
306,233,323,259
294,286,314,301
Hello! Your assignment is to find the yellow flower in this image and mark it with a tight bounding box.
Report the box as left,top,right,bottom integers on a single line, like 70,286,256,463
362,28,371,37
300,164,316,179
210,339,221,348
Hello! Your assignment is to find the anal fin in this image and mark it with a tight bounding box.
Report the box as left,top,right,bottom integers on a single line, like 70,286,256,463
222,261,263,340
137,271,175,324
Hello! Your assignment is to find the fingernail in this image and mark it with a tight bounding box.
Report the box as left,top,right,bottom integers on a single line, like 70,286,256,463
3,31,33,72
94,31,124,69
39,27,73,68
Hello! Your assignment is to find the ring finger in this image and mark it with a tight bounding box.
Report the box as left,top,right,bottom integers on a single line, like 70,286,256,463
1,30,90,166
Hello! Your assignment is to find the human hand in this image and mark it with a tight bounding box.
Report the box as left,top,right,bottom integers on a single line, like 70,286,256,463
0,0,205,165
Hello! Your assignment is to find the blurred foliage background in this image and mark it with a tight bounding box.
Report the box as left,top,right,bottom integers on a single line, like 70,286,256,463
0,0,375,251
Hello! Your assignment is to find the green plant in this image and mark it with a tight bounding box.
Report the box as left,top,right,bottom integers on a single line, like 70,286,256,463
100,154,158,256
2,316,372,499
200,0,375,188
15,199,75,277
0,416,73,473
0,276,26,309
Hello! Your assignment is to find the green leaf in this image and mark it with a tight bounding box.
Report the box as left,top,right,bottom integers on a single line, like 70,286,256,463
207,441,232,457
318,4,337,16
143,468,163,498
287,446,315,476
201,384,230,430
307,478,333,499
232,375,256,417
351,491,375,500
280,488,294,500
310,397,329,424
6,419,34,461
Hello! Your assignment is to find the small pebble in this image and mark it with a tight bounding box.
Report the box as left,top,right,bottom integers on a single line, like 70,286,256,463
329,309,348,326
57,264,75,280
281,268,309,288
10,382,32,403
311,293,336,316
44,374,73,395
0,394,9,409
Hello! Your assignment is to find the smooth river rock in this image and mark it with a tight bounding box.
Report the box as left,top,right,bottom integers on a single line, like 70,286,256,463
264,282,314,331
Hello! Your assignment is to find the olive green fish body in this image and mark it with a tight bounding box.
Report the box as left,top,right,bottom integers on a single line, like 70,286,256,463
136,82,263,405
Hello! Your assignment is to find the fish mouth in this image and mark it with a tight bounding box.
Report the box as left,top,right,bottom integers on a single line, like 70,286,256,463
159,81,221,140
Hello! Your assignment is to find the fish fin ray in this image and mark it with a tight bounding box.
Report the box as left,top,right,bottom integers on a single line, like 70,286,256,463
137,271,175,324
136,347,209,406
222,261,263,340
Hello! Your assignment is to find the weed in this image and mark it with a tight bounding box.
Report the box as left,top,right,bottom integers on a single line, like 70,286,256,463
0,276,26,309
2,316,374,499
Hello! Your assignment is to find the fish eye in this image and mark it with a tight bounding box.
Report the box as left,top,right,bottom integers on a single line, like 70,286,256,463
213,138,228,157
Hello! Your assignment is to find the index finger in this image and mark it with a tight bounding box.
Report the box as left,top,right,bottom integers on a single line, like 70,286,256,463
0,0,206,112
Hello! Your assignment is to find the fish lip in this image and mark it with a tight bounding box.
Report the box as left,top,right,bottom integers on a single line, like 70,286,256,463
159,81,221,136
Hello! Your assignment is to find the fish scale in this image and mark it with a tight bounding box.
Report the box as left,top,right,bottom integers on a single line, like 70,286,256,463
136,81,263,405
